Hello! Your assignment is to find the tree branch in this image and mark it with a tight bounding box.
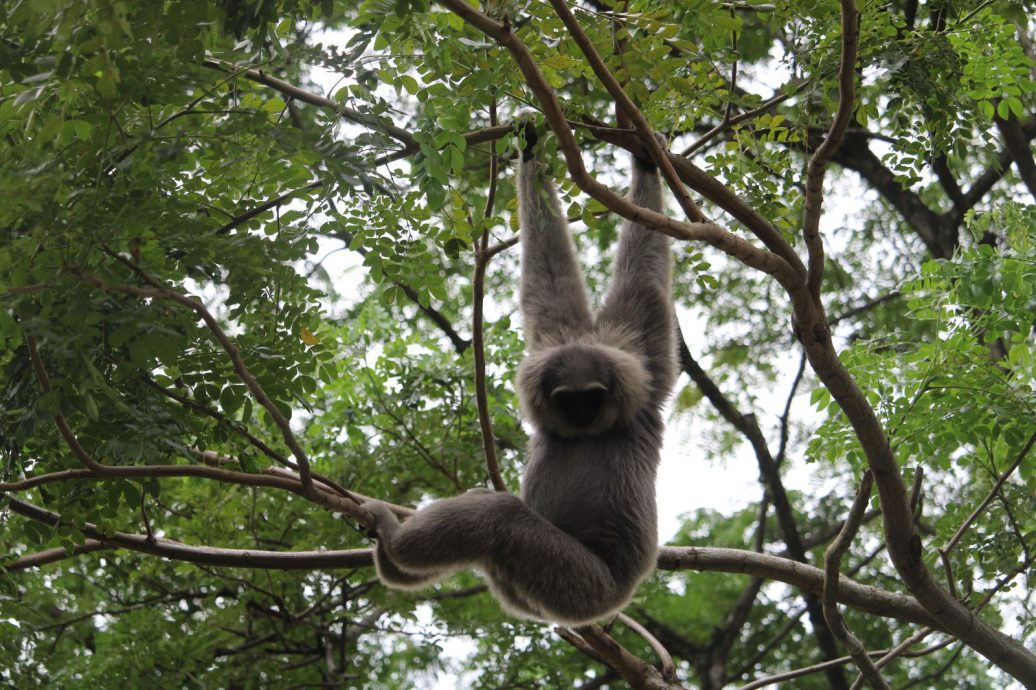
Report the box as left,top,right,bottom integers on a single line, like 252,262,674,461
4,496,371,569
677,327,848,686
330,229,471,354
617,612,678,683
823,471,890,689
436,0,803,294
548,0,707,225
1,540,109,572
472,100,507,493
657,547,939,629
5,495,940,631
77,270,315,493
942,430,1036,555
570,623,683,690
995,112,1036,202
0,462,362,521
802,0,859,300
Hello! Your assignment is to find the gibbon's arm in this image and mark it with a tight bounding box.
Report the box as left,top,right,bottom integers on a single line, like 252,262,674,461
597,155,677,402
517,135,593,349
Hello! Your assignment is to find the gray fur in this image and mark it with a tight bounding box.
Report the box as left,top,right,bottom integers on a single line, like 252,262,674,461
365,141,676,625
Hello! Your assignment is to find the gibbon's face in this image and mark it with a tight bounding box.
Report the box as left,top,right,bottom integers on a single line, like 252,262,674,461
517,343,651,438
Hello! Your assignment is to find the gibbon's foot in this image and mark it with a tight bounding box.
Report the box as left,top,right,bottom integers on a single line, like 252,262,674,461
363,500,400,538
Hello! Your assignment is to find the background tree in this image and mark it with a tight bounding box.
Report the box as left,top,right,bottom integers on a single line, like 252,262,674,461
2,0,1035,688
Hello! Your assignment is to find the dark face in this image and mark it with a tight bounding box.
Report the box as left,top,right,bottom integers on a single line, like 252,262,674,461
518,342,649,439
550,382,608,428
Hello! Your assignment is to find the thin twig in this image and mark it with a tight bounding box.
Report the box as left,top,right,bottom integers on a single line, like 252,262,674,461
682,76,823,157
78,269,315,494
776,350,807,465
472,99,507,493
26,334,109,473
829,291,903,325
5,495,374,569
850,627,936,689
0,462,361,519
943,429,1036,553
737,636,953,690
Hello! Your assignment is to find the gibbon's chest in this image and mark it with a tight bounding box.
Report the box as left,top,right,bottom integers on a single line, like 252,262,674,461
521,432,657,531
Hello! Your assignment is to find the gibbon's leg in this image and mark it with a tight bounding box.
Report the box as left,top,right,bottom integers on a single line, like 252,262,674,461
596,153,677,404
517,129,594,348
367,493,625,623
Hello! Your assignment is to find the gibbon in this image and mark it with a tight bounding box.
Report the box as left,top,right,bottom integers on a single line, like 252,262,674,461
364,128,676,624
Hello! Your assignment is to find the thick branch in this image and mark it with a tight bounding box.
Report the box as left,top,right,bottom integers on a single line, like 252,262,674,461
657,547,939,629
960,116,1036,218
6,495,939,630
792,293,1036,683
996,113,1036,201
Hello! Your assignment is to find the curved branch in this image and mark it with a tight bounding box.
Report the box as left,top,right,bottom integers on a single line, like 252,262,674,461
4,496,371,569
77,271,315,493
548,0,706,226
802,0,860,300
569,623,682,690
616,613,678,682
436,0,803,295
823,471,890,689
658,546,941,631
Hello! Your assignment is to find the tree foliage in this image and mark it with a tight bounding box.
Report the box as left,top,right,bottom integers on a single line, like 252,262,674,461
2,0,1035,688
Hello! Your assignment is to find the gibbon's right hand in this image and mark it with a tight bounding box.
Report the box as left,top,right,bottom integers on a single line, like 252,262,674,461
521,121,538,162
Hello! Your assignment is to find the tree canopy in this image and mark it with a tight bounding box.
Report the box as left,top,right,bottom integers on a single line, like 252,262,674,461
2,0,1035,688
